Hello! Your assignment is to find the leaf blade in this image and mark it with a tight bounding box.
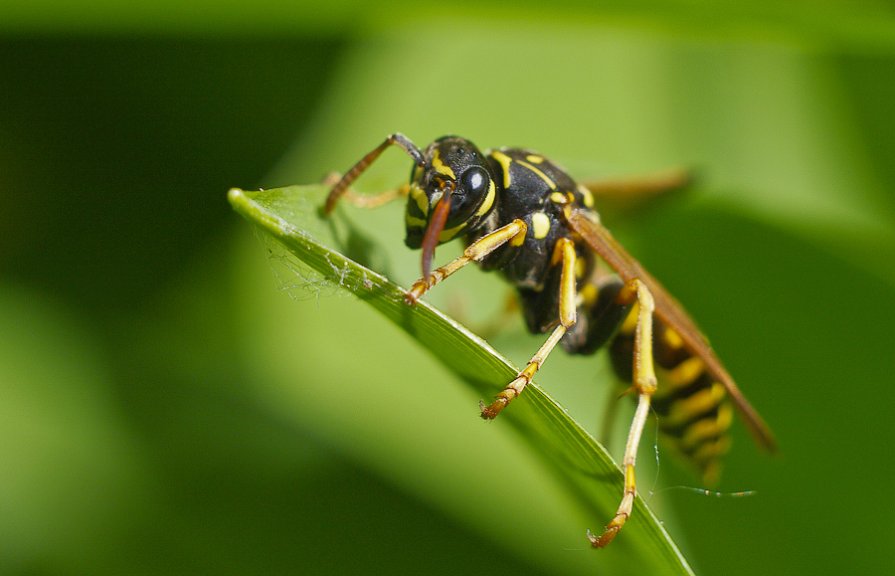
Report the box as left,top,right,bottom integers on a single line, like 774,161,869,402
229,184,694,575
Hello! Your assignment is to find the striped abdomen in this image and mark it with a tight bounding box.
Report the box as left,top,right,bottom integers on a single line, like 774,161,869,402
610,311,733,484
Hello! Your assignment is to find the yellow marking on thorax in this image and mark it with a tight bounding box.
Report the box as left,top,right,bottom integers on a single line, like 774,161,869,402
431,149,456,178
526,154,544,164
409,183,429,215
490,151,513,188
476,179,496,217
405,214,427,229
549,192,568,204
530,212,551,240
577,184,595,208
517,159,556,189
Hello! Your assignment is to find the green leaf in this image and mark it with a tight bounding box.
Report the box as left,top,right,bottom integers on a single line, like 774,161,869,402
229,184,694,575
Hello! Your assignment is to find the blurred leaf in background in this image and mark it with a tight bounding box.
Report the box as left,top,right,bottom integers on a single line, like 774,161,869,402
2,1,895,575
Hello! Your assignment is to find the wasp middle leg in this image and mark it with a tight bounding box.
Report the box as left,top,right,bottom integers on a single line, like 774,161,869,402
480,237,579,419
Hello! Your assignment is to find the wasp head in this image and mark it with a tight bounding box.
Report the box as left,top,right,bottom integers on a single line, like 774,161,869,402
404,136,497,278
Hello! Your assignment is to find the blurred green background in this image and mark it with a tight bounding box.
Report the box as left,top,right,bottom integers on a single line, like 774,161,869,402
3,2,895,574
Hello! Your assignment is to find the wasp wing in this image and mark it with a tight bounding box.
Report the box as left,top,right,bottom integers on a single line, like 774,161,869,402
578,167,694,218
564,207,777,452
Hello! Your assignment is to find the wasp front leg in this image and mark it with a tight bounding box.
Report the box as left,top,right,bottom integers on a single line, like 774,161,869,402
344,185,409,209
404,219,527,304
324,133,424,214
321,172,411,210
480,237,579,419
588,278,657,548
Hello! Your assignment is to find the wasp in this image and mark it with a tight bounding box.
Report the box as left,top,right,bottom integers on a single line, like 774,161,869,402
324,133,776,548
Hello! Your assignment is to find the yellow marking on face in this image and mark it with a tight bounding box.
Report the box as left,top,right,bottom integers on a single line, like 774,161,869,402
531,212,551,240
517,159,556,189
475,179,496,217
438,221,467,242
405,214,427,229
409,183,429,215
526,154,544,164
577,184,595,208
431,149,455,178
663,326,684,350
490,151,513,188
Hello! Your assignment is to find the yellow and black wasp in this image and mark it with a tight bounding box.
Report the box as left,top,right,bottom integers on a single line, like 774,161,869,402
324,133,776,548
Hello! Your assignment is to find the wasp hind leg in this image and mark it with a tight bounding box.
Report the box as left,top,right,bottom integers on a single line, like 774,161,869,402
588,278,657,548
480,238,578,419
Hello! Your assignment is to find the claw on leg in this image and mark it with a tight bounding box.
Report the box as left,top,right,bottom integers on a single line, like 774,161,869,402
405,279,429,305
587,514,625,548
480,372,529,419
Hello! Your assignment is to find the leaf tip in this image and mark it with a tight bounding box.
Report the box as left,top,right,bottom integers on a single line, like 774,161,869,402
227,187,247,206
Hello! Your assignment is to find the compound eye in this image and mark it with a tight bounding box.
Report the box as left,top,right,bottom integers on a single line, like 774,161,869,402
460,166,489,197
